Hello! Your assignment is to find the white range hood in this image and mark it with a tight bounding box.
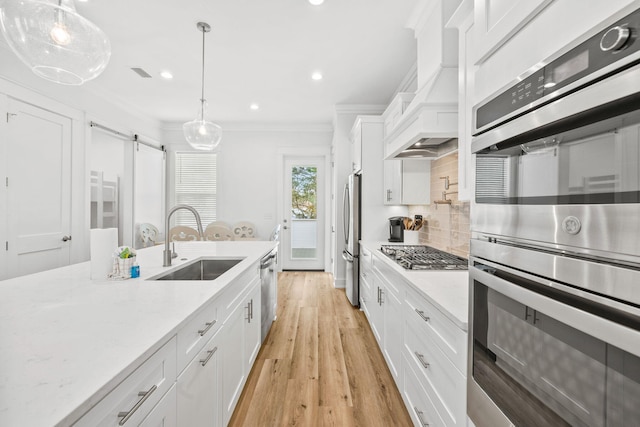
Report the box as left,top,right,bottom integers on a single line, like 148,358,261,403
384,65,458,159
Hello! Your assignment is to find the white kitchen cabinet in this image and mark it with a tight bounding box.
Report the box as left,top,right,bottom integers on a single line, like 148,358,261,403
402,352,446,427
383,160,403,205
380,274,403,385
244,281,262,367
359,244,374,318
363,249,468,427
177,329,222,427
221,274,261,425
404,280,467,372
74,337,177,427
383,159,431,205
351,116,408,241
140,385,177,427
473,0,554,64
371,254,405,386
401,159,431,205
447,0,474,201
367,276,384,346
405,311,466,427
176,295,222,373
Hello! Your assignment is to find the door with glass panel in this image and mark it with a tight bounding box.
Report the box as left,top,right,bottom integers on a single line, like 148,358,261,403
282,157,325,270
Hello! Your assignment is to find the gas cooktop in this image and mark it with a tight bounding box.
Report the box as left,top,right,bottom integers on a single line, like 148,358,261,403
380,245,468,271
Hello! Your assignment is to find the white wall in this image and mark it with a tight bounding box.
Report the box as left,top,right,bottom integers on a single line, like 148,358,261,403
163,124,332,242
0,43,163,266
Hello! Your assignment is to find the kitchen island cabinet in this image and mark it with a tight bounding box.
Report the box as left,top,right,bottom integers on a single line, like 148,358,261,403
359,241,468,427
0,241,276,427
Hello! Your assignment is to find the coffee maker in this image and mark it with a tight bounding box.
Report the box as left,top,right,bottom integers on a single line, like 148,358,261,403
388,216,404,242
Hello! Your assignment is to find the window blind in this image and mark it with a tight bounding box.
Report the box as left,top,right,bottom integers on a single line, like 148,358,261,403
174,152,217,228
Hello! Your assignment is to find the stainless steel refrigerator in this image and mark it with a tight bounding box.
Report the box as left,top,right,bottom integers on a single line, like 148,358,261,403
342,173,360,306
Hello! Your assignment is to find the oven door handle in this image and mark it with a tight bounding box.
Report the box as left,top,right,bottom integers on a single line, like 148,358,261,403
470,259,640,357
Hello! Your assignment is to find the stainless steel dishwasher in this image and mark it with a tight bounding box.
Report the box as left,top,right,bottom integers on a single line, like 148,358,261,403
260,248,278,342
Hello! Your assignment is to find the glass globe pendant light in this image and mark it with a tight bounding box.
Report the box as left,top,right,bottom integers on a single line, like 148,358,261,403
183,22,222,151
0,0,111,85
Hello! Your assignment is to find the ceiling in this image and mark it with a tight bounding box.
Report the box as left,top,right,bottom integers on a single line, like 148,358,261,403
70,0,419,126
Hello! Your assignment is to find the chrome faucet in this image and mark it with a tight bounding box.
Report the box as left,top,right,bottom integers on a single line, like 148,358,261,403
163,204,204,266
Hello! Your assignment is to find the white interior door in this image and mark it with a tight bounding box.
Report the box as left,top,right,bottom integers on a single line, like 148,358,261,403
282,156,325,270
5,98,72,278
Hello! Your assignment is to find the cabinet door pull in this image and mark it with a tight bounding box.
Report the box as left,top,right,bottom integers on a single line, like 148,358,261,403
198,320,216,336
415,309,430,322
117,384,157,425
386,189,392,201
414,406,429,426
414,351,430,369
250,299,254,320
246,303,251,323
200,346,218,367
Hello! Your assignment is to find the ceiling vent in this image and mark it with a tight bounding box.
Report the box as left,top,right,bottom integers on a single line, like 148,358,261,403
131,67,152,78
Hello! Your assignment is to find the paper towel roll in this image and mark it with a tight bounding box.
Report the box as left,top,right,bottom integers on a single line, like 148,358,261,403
91,228,118,280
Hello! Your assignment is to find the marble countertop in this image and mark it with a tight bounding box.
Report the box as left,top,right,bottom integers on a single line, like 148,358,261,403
0,241,277,427
360,241,469,330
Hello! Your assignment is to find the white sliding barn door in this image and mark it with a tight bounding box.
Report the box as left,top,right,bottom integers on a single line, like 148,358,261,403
5,98,72,278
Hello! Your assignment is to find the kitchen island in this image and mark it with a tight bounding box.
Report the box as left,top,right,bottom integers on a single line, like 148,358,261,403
0,241,277,427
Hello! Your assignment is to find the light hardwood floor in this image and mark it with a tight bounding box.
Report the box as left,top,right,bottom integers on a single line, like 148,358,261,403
228,271,413,427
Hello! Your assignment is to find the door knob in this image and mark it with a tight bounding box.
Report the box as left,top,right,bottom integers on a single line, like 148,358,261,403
62,235,72,242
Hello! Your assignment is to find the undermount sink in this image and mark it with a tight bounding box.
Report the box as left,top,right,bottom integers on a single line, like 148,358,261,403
150,258,244,281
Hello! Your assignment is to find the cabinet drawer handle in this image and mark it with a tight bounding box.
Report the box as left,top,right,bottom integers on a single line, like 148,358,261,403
415,309,430,322
198,320,217,336
414,351,430,369
414,406,429,426
117,384,157,425
200,346,218,367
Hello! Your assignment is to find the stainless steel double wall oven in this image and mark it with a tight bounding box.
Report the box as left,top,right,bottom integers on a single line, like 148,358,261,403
469,5,640,427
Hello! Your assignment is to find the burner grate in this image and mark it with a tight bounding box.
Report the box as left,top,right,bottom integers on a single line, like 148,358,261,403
380,245,468,270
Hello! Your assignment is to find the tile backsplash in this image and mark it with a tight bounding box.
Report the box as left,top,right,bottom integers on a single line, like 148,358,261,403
408,151,470,258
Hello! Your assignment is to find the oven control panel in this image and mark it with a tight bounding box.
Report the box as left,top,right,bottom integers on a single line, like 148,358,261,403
474,6,640,134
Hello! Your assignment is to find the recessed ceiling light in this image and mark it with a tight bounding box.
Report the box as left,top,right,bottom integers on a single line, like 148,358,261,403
160,70,173,80
311,71,323,81
250,103,259,110
309,0,324,5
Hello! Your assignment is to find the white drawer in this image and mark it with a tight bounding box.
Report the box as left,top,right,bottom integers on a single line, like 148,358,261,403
139,384,177,427
220,262,260,321
177,298,221,373
360,244,374,277
402,352,446,427
75,337,177,427
404,316,466,427
372,255,401,296
404,284,467,372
